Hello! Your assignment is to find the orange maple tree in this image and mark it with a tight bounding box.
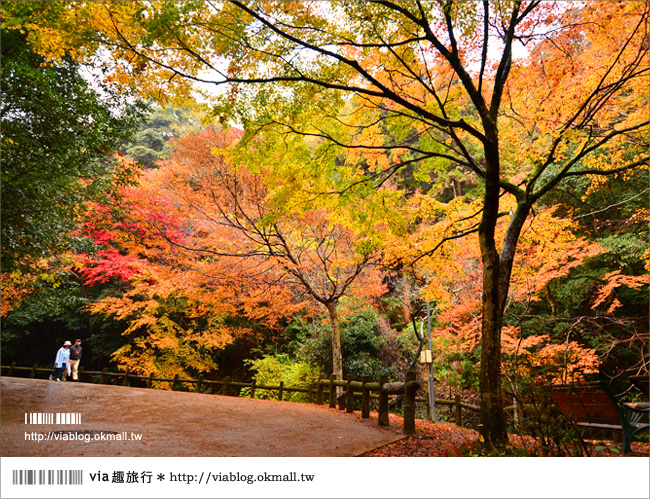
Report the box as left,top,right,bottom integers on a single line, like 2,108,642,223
77,129,386,384
386,198,605,384
77,157,302,382
154,127,387,384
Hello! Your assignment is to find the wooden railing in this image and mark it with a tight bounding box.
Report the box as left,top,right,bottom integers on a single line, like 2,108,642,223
1,363,314,398
313,372,421,433
1,363,481,430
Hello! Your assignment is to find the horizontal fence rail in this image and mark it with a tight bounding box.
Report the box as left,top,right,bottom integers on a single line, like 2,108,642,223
2,363,482,430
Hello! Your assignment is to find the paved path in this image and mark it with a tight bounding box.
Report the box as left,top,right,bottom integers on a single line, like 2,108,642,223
1,377,401,457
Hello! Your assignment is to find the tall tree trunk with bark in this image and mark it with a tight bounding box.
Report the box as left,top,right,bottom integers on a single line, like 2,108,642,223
477,145,509,447
478,181,533,447
325,300,343,395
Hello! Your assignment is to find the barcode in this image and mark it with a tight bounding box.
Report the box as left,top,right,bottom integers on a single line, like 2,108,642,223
24,412,81,424
12,470,83,485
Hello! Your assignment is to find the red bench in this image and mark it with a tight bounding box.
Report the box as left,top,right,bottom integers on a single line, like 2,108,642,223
551,381,649,454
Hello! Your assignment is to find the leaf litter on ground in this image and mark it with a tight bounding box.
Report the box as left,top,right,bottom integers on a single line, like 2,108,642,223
357,413,649,457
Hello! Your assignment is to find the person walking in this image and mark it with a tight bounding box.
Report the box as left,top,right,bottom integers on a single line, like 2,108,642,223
49,341,71,381
68,339,83,381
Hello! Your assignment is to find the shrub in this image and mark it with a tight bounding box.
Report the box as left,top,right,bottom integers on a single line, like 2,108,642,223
299,309,398,379
240,354,323,402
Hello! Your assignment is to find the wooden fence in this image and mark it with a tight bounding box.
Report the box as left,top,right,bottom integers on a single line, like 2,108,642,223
1,362,481,431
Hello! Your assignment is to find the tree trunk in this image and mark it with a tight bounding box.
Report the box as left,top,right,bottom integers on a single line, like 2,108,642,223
477,146,508,449
478,196,532,449
325,300,343,396
478,240,508,449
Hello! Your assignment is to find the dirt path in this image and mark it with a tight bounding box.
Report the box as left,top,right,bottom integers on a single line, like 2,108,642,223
1,377,403,457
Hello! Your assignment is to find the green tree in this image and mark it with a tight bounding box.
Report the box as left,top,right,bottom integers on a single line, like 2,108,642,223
0,26,147,272
297,309,404,380
124,106,204,169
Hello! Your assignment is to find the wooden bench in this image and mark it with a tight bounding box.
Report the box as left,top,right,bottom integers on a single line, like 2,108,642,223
551,381,649,454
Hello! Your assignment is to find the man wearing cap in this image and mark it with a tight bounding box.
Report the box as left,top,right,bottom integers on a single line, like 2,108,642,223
49,341,71,382
68,339,83,381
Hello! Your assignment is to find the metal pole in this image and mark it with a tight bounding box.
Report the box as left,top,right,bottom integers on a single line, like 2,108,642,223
426,300,436,421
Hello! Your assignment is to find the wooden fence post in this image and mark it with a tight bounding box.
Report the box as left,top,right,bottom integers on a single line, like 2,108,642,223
316,377,323,405
30,364,38,378
196,374,204,393
101,368,108,384
172,374,179,391
9,362,16,376
455,394,462,426
361,375,370,419
378,375,389,426
328,374,336,408
146,372,154,388
250,379,256,399
222,377,230,396
122,369,130,386
403,371,417,435
346,375,354,413
278,381,284,401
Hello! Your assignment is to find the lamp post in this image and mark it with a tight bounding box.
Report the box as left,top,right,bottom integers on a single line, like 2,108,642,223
425,300,435,421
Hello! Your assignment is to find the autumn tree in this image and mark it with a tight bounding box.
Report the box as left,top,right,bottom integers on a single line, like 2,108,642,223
76,158,303,381
388,200,606,374
9,0,649,448
156,128,386,385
